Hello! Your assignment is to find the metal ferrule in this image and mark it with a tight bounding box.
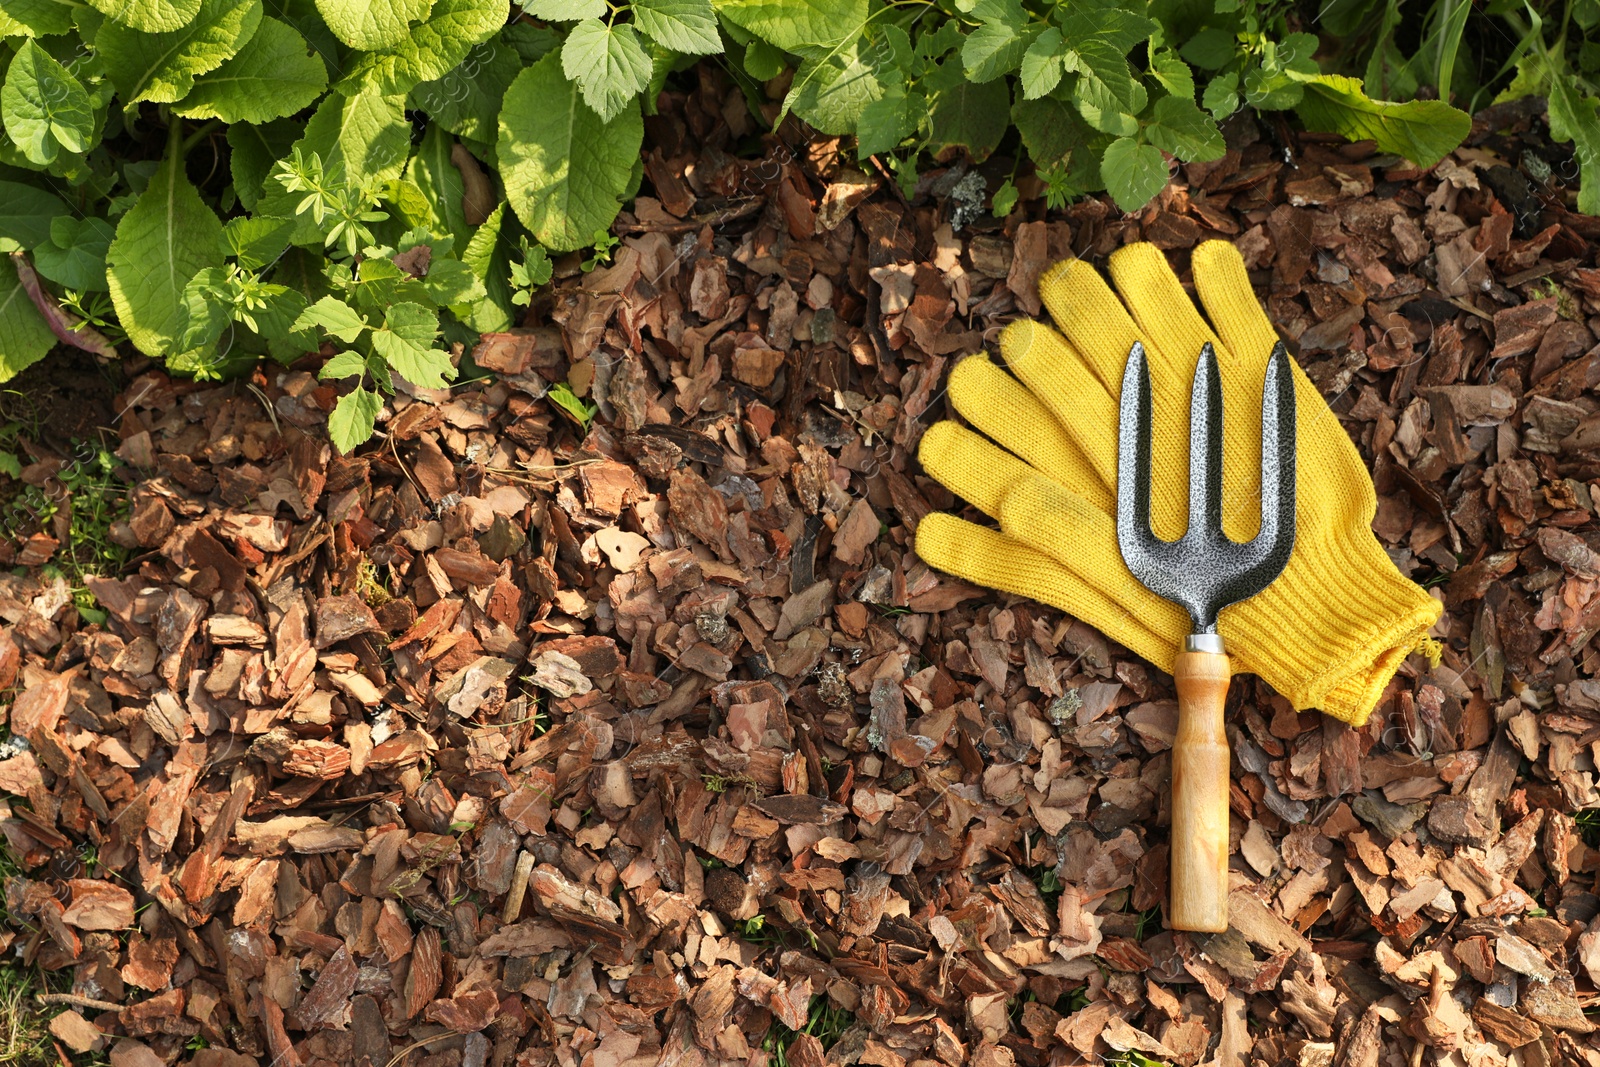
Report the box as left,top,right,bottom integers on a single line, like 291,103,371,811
1185,633,1225,655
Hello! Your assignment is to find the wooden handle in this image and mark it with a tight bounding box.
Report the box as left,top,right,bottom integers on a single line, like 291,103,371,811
1170,648,1232,932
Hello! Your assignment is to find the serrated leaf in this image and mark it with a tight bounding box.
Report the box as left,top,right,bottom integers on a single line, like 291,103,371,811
227,118,297,212
344,0,509,96
1541,71,1600,213
293,295,368,342
328,386,382,453
372,301,453,387
178,266,232,350
499,52,643,252
1293,72,1469,168
0,0,73,38
1202,72,1239,119
410,36,519,143
420,256,485,306
1012,90,1104,168
2,39,93,164
963,20,1031,83
223,215,295,270
743,37,785,79
712,0,868,51
0,179,66,248
788,34,883,134
1056,5,1155,54
1146,93,1224,162
1149,51,1194,99
34,215,114,290
1242,65,1302,110
458,202,515,333
926,65,1009,161
84,0,200,33
562,20,652,121
319,350,368,380
406,123,471,253
0,451,19,478
1072,47,1144,137
1020,27,1064,99
0,253,53,381
251,287,316,360
1100,135,1169,212
522,0,603,19
855,81,913,157
633,0,720,53
172,16,328,123
106,153,225,358
317,0,431,50
1180,27,1234,71
98,0,262,105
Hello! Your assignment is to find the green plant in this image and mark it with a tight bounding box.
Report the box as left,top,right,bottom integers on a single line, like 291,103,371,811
509,235,553,307
763,997,855,1067
545,381,597,431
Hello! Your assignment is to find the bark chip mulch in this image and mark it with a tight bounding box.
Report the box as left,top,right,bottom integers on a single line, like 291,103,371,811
2,80,1600,1067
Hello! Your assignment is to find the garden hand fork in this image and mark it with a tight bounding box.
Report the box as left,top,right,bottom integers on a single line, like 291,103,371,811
1116,340,1297,932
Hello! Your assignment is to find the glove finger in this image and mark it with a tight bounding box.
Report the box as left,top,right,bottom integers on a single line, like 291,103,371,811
918,420,1037,519
914,513,1179,673
1191,241,1282,367
950,348,1114,510
1034,257,1150,394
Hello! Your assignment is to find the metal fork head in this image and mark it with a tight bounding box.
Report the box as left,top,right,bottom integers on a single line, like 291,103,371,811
1115,340,1297,634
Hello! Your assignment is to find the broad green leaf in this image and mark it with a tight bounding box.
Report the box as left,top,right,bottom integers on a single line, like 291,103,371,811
371,301,453,387
1012,90,1103,167
178,266,232,350
522,0,603,19
97,0,262,105
328,386,382,453
499,52,643,252
84,0,201,33
317,0,431,49
1547,71,1600,215
633,0,720,53
410,36,519,144
1149,51,1194,99
34,215,114,290
227,118,297,211
319,350,368,380
343,0,509,96
926,66,1009,161
712,0,868,51
0,0,73,37
788,35,882,134
562,20,652,122
744,37,785,79
1056,5,1156,54
458,201,515,333
251,286,315,361
1019,28,1064,99
1241,65,1302,110
406,124,471,253
1202,72,1239,119
0,179,66,247
1100,135,1168,212
502,20,561,61
1179,27,1233,71
855,81,913,157
1145,93,1224,161
963,20,1031,83
419,256,485,306
223,216,295,269
0,253,53,380
293,295,368,342
1072,57,1144,136
106,153,226,358
173,16,328,123
2,39,93,164
1293,73,1469,167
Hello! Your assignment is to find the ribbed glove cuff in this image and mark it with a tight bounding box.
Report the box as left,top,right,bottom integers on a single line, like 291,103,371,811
1225,523,1443,725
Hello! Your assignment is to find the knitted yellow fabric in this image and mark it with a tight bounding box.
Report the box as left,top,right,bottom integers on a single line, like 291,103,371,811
916,241,1442,726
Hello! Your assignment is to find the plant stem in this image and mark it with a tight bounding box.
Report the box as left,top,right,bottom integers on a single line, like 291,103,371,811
180,118,223,157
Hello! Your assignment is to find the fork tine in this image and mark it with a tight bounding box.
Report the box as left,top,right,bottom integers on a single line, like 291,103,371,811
1187,343,1224,545
1254,342,1297,558
1116,342,1160,561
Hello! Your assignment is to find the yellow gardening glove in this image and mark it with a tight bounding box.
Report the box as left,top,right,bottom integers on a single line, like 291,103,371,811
916,241,1441,725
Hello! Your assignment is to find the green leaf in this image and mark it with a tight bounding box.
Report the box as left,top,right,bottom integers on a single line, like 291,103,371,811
963,20,1032,83
712,0,867,51
294,295,368,342
499,52,643,252
106,152,226,358
178,266,232,351
562,20,652,122
223,216,295,270
1547,71,1600,215
1019,28,1064,99
991,177,1017,216
788,35,883,134
406,124,471,253
228,118,298,211
0,179,66,248
1012,91,1101,167
97,0,262,105
1056,5,1155,54
1293,73,1469,168
1202,72,1239,119
1149,51,1194,99
1,39,94,165
343,0,509,96
633,0,720,54
317,0,431,49
410,36,519,144
328,386,382,453
0,0,74,38
0,253,53,381
419,256,485,306
458,202,515,333
743,38,785,80
34,215,115,290
522,0,604,19
1100,135,1168,212
173,16,328,123
1179,27,1233,71
926,65,1009,161
1068,39,1144,136
84,0,201,33
855,81,913,157
1145,94,1224,161
319,350,368,380
371,301,453,387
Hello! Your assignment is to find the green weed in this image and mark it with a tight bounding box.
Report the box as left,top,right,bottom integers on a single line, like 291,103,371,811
762,997,855,1067
546,383,597,432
